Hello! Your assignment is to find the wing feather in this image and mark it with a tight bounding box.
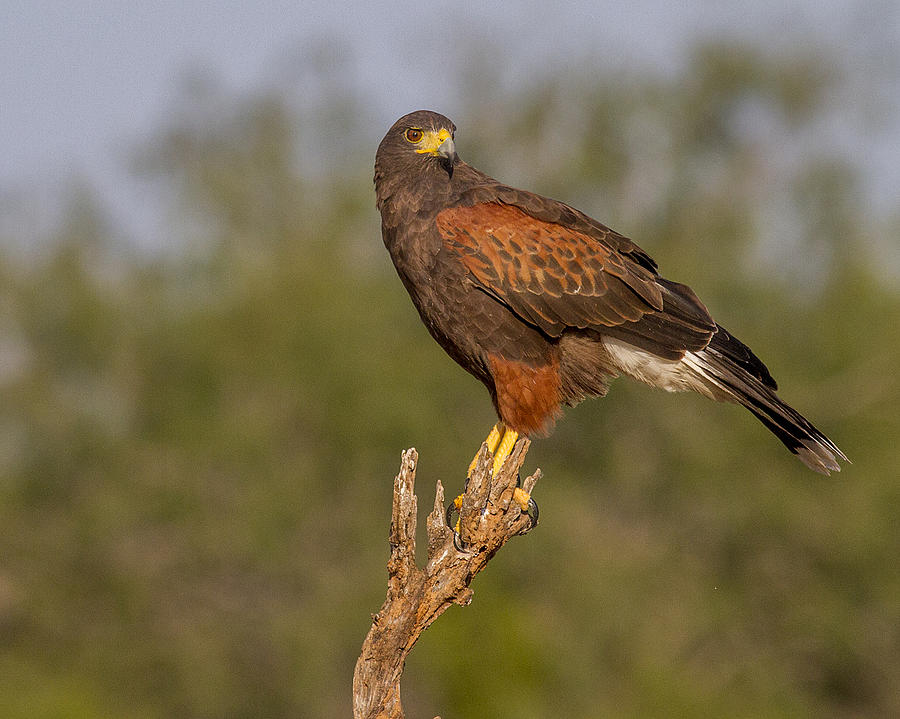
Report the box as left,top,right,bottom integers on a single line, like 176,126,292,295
436,198,716,356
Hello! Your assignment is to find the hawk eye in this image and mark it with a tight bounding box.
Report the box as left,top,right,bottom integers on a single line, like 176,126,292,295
405,128,424,143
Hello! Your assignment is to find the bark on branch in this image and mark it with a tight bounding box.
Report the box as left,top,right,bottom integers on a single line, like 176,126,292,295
352,438,540,719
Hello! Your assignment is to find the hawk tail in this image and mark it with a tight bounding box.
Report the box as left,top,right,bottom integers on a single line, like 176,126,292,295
685,326,848,474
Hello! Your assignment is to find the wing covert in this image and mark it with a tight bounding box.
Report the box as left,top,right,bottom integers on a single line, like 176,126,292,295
437,202,664,335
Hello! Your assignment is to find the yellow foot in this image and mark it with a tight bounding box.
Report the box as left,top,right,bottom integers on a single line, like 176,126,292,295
448,423,537,542
449,485,533,532
467,423,503,476
467,423,519,478
514,485,539,534
451,493,463,534
492,426,519,476
512,486,531,512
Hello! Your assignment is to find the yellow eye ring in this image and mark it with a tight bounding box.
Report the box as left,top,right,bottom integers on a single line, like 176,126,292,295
405,128,424,143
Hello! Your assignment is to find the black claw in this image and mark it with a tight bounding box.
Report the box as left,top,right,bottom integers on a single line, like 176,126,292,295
518,495,539,534
452,529,467,552
446,500,468,551
516,472,539,534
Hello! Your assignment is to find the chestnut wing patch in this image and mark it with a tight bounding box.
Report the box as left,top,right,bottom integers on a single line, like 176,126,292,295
437,202,665,336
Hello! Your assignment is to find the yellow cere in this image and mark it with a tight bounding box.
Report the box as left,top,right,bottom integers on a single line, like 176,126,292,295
414,128,452,155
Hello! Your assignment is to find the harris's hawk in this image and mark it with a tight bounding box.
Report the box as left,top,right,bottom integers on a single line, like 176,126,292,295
374,109,846,489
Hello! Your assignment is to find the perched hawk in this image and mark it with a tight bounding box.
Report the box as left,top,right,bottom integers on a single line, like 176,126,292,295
375,109,846,480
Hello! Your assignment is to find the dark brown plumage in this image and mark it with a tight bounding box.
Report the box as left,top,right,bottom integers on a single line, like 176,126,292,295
375,109,847,474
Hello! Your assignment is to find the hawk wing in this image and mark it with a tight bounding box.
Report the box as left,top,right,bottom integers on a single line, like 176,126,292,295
436,194,716,359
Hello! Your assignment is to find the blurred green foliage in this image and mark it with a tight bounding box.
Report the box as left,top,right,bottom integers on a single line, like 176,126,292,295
1,42,898,718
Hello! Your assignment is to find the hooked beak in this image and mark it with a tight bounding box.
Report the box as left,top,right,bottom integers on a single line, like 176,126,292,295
415,127,457,160
436,134,456,160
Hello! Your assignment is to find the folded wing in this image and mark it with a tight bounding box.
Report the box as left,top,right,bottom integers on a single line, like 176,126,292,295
436,199,716,359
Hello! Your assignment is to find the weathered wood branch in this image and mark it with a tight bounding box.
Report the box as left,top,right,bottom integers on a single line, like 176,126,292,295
352,438,540,719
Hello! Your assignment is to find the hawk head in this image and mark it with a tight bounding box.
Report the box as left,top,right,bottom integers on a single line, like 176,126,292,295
375,110,458,188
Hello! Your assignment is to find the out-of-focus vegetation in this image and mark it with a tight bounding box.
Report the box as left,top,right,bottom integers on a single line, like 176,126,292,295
1,41,898,719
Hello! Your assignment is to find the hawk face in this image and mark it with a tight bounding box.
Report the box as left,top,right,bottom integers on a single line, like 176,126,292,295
375,110,458,178
406,125,455,158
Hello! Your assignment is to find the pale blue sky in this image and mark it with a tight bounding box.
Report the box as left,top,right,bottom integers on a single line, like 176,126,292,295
1,1,897,245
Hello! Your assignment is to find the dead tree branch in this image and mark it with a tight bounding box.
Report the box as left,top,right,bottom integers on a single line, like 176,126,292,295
352,438,540,719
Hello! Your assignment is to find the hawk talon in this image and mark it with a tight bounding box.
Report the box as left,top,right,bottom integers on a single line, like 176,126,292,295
445,501,459,533
513,482,539,534
444,504,472,551
518,495,539,534
445,492,464,530
445,502,455,531
452,527,468,552
446,481,538,545
446,495,472,551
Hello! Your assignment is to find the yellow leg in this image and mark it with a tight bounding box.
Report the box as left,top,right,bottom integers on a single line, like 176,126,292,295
491,426,519,477
449,422,536,538
455,423,506,532
492,427,531,512
456,422,517,523
467,422,504,477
